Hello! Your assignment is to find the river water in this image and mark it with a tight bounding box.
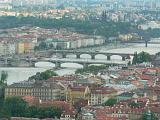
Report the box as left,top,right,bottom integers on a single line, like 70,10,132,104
0,43,160,85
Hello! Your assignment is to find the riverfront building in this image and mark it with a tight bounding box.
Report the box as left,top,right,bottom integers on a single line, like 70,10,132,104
5,80,66,100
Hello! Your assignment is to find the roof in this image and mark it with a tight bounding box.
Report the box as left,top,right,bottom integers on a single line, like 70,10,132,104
8,81,34,88
118,92,135,97
69,86,86,92
139,74,152,80
91,87,117,94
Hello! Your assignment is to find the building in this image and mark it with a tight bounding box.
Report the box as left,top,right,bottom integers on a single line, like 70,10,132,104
82,98,149,120
0,42,16,55
66,86,90,105
82,112,94,120
89,87,117,105
5,81,34,98
5,80,65,100
16,34,37,54
16,41,35,54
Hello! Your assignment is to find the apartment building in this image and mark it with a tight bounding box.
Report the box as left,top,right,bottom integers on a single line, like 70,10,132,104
5,80,65,100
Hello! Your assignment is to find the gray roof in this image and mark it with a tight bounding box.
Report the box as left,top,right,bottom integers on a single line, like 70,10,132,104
118,92,135,97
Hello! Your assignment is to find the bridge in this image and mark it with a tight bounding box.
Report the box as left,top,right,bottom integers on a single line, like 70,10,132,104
0,50,134,67
35,58,130,68
38,50,134,61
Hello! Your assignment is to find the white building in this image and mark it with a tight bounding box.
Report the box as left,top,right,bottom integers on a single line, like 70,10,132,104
139,21,160,30
0,43,16,55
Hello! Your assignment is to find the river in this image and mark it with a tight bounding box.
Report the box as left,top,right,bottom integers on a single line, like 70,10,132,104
0,43,160,85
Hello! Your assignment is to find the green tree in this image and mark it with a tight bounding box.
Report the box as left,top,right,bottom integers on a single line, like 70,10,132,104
128,101,141,108
25,106,40,118
4,97,28,117
38,107,62,119
29,70,58,80
0,71,8,85
38,42,48,50
25,106,63,119
141,111,158,120
104,98,117,106
0,109,10,119
132,51,152,64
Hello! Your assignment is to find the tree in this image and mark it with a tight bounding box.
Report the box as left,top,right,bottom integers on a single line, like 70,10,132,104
38,107,62,119
25,106,63,119
0,71,8,85
29,70,58,80
4,97,28,117
142,111,158,120
128,101,141,108
0,109,10,119
104,98,117,106
25,106,40,118
38,42,47,50
132,52,138,65
132,51,152,64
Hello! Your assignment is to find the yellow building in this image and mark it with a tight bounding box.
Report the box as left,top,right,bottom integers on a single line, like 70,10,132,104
119,34,133,41
66,86,90,105
16,42,35,54
16,42,25,54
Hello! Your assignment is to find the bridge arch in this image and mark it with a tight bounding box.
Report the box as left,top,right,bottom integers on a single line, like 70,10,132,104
80,54,92,59
35,62,55,68
66,54,77,58
61,63,83,68
110,55,123,61
95,54,107,60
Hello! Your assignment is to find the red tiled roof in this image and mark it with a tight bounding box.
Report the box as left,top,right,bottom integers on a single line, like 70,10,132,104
139,74,152,80
69,86,86,92
22,96,39,106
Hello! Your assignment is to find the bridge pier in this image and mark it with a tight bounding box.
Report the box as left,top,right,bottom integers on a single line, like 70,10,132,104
55,62,61,68
83,63,88,68
4,58,8,65
91,54,95,59
122,56,126,61
107,56,111,61
62,54,66,58
76,54,81,59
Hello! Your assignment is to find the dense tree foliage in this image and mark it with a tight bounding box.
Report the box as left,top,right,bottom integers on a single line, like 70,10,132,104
25,106,62,118
4,97,28,117
0,97,63,119
75,65,107,74
145,28,160,38
34,41,48,51
128,101,142,108
141,111,158,120
132,51,152,64
28,70,57,80
0,16,133,38
0,71,8,85
103,98,117,106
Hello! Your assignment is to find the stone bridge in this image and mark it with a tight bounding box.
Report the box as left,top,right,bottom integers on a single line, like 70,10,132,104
39,50,134,61
33,58,130,68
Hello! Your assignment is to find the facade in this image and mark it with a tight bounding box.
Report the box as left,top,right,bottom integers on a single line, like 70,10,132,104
0,42,16,55
16,41,35,54
45,36,105,50
5,80,65,100
66,86,90,105
89,87,117,105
